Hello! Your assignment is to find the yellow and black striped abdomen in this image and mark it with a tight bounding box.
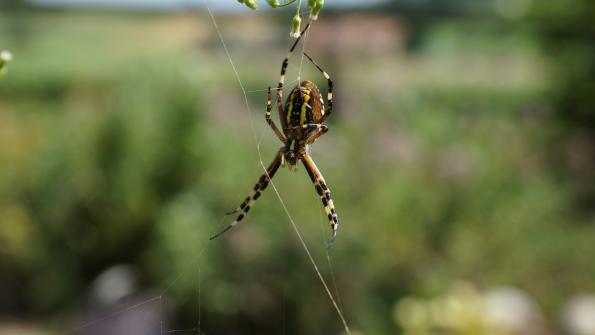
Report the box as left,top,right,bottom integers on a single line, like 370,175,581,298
285,80,324,127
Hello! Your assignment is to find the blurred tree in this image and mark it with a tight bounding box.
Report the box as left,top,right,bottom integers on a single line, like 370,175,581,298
0,0,28,10
386,0,595,211
387,0,494,16
529,1,595,210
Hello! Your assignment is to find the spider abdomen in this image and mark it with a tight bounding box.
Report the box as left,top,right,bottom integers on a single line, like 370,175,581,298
284,80,324,129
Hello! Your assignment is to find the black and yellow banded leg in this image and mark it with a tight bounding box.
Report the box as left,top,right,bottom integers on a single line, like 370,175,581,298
276,23,311,128
303,52,333,123
267,86,286,142
210,149,284,240
278,23,311,88
300,152,339,244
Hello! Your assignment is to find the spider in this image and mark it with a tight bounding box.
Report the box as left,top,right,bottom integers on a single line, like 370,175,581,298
210,23,339,244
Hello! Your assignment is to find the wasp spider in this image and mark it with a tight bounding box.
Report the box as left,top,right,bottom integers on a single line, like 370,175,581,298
211,23,339,244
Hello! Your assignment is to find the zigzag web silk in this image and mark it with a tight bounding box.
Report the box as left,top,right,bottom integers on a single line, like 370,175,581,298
61,1,350,334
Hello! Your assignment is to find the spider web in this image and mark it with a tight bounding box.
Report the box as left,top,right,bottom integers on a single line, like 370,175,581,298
205,1,351,331
60,1,350,334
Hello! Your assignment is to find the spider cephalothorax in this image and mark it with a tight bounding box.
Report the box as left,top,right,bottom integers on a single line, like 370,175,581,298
211,23,339,244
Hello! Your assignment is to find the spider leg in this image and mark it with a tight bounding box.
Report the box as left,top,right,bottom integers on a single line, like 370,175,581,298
211,149,284,240
303,52,333,123
286,123,328,145
287,123,324,131
300,152,339,245
277,23,311,129
266,86,286,142
304,125,328,145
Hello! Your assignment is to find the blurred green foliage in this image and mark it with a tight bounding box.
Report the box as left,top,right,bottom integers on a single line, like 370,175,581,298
1,3,595,335
528,0,595,208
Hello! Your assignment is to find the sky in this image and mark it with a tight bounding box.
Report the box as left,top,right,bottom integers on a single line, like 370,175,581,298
30,0,387,12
